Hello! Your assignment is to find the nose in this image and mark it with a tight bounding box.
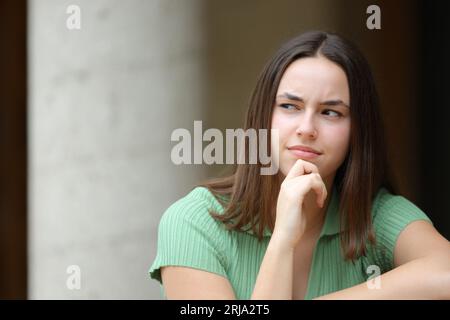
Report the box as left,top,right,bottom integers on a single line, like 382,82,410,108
295,113,317,138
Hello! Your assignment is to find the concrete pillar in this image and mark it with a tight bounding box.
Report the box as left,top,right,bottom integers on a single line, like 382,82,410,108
28,0,206,299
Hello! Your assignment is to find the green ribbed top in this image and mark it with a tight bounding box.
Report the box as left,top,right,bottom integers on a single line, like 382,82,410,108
149,185,432,299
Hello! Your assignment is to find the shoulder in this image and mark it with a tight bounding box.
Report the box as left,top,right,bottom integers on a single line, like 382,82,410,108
150,187,231,283
158,186,227,234
366,187,433,269
371,187,432,225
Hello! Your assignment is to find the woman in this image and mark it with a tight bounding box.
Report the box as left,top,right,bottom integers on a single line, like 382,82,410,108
149,31,450,299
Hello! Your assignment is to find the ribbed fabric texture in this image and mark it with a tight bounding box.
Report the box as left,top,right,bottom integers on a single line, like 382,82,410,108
149,186,432,299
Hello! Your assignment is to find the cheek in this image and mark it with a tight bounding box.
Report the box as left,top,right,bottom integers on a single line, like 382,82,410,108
271,110,284,130
324,123,351,156
271,112,291,143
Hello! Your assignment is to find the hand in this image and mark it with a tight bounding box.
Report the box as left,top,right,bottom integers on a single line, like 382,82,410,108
273,159,327,249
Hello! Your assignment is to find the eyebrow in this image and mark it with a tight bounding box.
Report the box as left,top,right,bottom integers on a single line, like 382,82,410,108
276,92,349,108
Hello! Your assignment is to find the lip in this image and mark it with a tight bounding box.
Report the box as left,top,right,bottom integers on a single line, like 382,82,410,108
288,145,322,159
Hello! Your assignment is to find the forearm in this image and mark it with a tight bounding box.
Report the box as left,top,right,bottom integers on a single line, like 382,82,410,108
315,254,450,300
251,234,294,299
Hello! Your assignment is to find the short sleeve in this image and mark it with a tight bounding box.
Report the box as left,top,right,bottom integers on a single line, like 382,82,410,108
148,187,230,286
367,188,433,271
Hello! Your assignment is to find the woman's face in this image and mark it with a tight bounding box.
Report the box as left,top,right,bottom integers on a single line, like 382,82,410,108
271,56,351,182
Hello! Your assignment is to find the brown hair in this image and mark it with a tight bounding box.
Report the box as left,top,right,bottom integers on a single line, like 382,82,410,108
197,30,396,261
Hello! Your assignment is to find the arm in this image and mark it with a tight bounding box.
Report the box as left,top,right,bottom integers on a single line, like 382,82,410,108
161,233,295,300
250,234,295,299
315,221,450,299
161,266,237,299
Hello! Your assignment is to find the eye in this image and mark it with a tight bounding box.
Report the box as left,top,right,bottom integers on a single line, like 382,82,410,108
322,109,342,117
279,103,298,111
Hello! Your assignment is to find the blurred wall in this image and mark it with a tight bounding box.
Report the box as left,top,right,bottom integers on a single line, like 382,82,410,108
28,0,207,299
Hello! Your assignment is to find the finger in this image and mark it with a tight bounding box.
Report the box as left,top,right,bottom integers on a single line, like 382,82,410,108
291,173,327,207
285,159,319,180
320,181,328,208
310,174,327,208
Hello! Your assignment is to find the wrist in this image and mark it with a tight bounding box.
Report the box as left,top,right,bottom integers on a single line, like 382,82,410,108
269,231,297,252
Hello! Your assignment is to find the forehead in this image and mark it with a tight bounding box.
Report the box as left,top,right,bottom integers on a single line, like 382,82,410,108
277,56,349,102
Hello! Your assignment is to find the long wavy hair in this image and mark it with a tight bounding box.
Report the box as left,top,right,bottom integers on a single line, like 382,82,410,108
197,30,397,261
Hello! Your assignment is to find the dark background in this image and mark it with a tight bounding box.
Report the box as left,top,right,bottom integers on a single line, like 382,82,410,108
419,0,450,246
0,0,27,299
